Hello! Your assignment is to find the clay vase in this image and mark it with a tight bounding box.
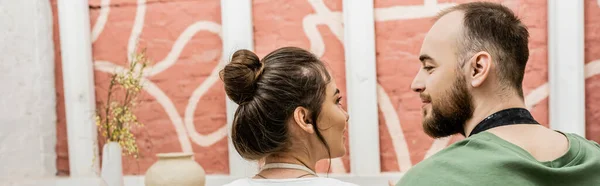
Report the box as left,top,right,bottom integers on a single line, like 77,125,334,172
145,152,206,186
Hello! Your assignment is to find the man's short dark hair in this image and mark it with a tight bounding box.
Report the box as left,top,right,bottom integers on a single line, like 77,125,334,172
438,2,530,97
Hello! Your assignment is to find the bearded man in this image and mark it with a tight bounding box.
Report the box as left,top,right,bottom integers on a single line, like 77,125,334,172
396,2,600,186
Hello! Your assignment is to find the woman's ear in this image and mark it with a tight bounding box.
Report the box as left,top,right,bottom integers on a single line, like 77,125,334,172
293,107,315,134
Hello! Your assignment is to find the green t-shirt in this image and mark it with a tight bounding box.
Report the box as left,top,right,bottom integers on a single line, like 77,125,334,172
397,132,600,186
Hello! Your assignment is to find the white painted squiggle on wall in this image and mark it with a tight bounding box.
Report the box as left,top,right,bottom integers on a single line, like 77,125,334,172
304,0,344,57
375,2,455,21
92,0,227,153
91,0,110,42
585,60,600,78
524,60,600,112
148,22,222,76
127,0,146,63
94,61,195,152
377,85,412,172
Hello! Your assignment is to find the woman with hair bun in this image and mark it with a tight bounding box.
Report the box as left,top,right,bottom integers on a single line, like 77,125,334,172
221,47,356,186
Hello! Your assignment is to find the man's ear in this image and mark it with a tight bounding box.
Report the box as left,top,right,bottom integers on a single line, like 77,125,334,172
469,51,492,87
293,107,315,134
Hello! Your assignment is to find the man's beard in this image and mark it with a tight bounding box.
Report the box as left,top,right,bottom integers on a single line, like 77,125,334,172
422,74,474,138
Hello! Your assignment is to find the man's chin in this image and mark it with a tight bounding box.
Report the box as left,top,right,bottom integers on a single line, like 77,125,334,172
422,121,458,138
424,130,454,138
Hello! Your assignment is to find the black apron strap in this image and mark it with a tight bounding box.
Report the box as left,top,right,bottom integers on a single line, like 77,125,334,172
468,108,539,137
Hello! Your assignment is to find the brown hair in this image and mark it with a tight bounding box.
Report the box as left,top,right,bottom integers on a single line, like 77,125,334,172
438,2,530,97
220,47,332,160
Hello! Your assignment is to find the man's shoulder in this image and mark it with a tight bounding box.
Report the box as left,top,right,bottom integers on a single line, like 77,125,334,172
396,141,475,185
565,132,600,149
397,135,509,185
397,157,463,186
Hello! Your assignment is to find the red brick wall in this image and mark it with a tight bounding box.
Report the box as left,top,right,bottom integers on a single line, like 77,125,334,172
585,0,600,143
92,0,228,175
54,0,600,175
55,0,229,175
50,0,69,176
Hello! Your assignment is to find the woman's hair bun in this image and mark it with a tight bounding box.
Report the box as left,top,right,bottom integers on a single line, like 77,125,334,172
220,49,264,105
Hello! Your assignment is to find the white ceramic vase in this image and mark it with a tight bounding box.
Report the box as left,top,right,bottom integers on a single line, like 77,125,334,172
101,142,124,186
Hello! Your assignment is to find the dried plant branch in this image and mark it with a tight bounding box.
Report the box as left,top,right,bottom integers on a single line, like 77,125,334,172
95,48,149,158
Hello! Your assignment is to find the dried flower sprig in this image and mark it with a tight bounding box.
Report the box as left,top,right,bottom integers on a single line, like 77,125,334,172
96,49,149,158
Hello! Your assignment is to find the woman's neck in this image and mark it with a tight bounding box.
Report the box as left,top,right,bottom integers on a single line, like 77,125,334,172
263,152,317,171
253,152,320,179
